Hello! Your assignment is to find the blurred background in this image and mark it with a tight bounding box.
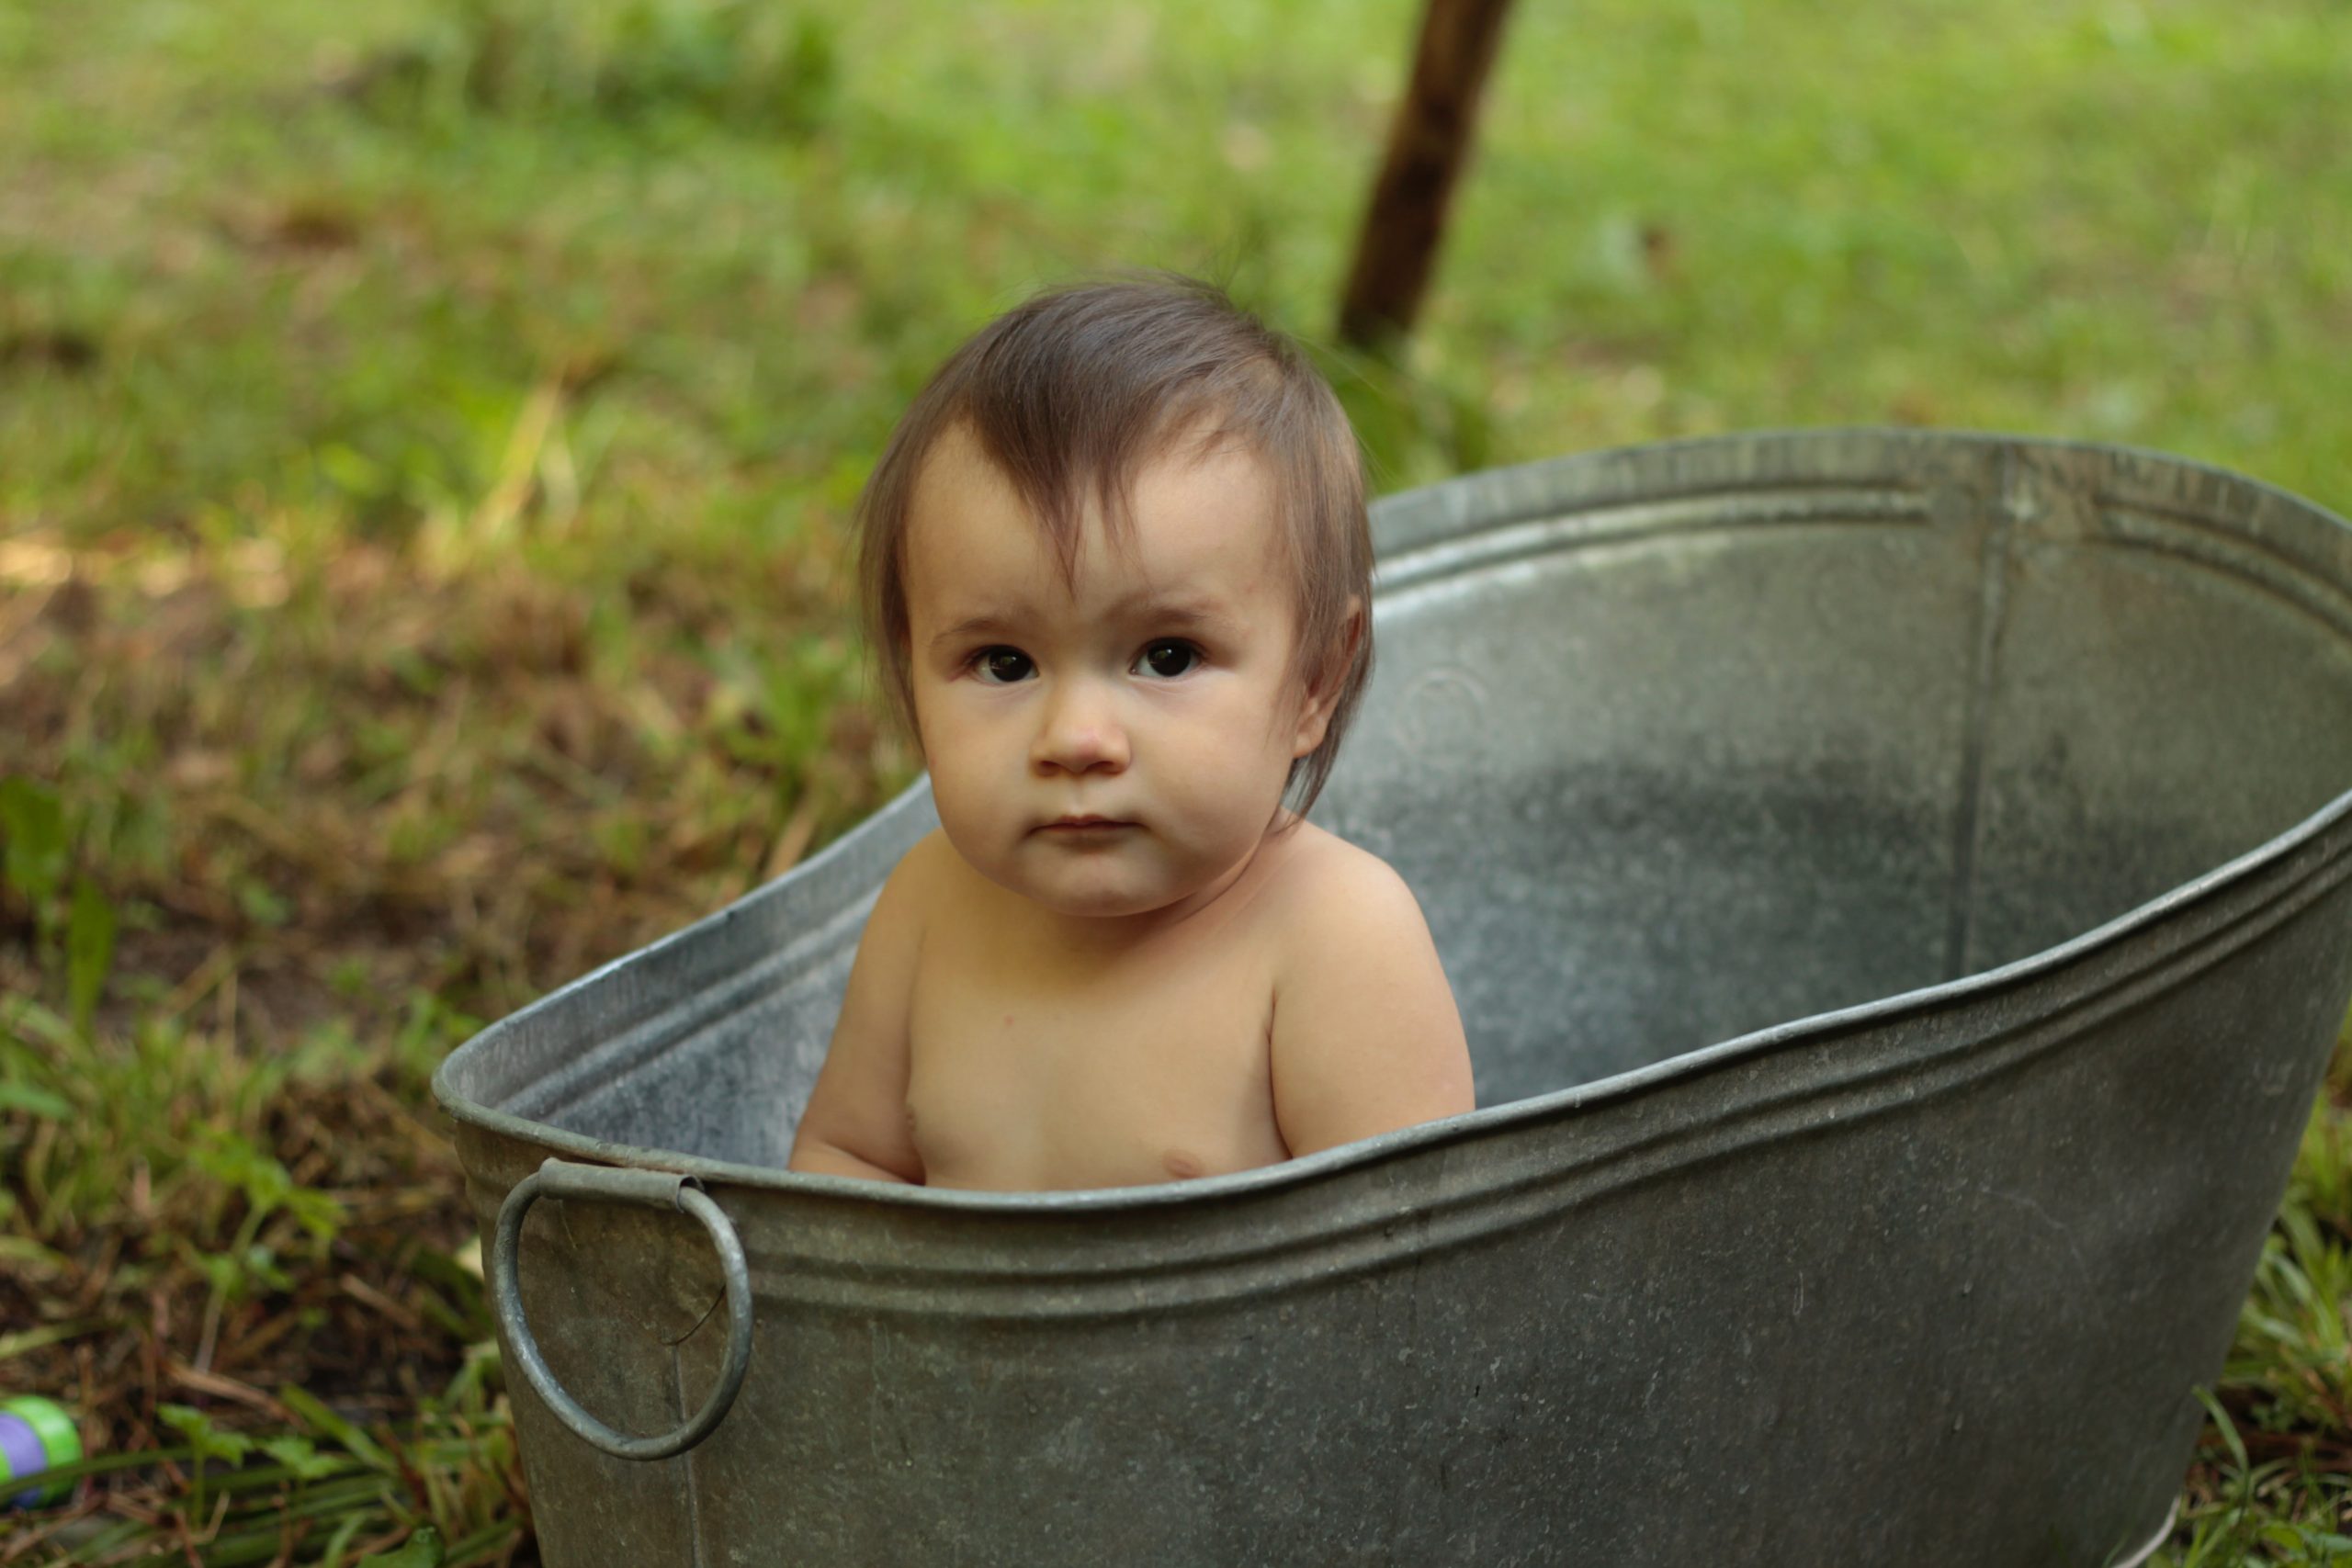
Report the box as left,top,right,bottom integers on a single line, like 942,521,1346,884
2,0,2346,1561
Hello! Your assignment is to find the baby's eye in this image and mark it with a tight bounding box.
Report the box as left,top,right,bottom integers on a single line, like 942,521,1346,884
1134,638,1202,679
969,647,1034,684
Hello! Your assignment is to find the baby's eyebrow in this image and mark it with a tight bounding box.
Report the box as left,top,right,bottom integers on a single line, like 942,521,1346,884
1103,585,1234,620
927,595,1236,650
928,613,1021,651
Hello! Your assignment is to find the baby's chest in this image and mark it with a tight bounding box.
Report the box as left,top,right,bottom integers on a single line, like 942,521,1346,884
905,934,1283,1190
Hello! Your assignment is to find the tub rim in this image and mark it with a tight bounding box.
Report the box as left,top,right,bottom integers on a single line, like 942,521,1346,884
432,426,2352,1215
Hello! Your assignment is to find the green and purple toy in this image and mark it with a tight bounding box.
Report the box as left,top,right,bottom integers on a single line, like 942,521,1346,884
2,1395,82,1508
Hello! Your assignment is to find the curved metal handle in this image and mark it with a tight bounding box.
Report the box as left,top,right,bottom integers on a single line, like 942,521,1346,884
490,1157,754,1461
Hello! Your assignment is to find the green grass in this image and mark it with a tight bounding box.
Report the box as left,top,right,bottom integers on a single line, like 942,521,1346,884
2159,1071,2352,1568
2,0,2348,1560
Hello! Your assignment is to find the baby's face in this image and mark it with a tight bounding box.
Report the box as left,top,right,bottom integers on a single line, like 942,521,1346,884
902,424,1334,924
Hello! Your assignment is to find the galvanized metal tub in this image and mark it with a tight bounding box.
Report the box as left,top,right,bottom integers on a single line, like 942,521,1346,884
435,430,2352,1567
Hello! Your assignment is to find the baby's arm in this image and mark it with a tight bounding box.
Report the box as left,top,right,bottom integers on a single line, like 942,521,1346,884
786,838,933,1184
1269,852,1476,1159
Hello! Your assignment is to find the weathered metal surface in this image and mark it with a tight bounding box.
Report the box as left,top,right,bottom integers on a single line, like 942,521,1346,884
435,430,2352,1567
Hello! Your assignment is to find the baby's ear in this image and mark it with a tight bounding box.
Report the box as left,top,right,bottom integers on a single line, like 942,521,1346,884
1291,595,1365,755
1324,594,1365,682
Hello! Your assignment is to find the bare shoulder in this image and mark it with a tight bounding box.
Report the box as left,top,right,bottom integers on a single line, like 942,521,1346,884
897,825,956,901
1265,824,1428,945
871,826,957,933
1267,828,1474,1159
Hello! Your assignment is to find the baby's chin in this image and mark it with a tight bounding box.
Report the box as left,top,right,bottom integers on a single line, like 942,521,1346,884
1002,861,1188,920
1025,890,1174,921
955,836,1212,920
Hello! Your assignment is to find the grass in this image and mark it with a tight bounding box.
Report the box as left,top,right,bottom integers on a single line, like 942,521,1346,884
1,0,2347,1560
2163,1070,2352,1568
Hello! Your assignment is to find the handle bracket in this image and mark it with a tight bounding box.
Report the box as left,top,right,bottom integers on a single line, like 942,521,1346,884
490,1156,754,1461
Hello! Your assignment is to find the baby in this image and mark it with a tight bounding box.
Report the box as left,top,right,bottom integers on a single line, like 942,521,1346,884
787,275,1475,1190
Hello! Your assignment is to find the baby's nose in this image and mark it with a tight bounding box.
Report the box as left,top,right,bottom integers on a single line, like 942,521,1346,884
1033,680,1129,773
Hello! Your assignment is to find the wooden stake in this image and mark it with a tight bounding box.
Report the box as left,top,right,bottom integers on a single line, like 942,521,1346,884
1338,0,1516,350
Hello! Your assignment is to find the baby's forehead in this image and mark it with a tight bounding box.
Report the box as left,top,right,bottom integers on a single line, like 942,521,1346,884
905,430,1286,602
912,416,1276,515
917,547,1259,635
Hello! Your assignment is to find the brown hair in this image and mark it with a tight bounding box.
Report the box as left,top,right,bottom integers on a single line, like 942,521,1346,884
854,272,1374,830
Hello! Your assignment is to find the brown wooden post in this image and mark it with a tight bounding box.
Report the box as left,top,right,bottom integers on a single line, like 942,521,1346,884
1338,0,1517,351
